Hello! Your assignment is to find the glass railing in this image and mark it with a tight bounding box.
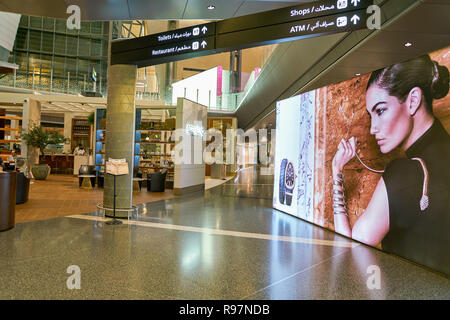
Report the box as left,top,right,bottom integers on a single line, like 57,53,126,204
209,68,260,112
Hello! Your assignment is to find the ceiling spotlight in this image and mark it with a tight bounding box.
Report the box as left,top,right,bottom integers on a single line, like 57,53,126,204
404,42,413,47
207,5,215,10
355,73,361,76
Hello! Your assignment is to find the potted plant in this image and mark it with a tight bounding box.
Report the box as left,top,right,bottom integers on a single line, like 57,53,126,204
21,122,66,180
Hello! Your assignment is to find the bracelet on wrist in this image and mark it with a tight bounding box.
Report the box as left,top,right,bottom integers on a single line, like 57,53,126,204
333,210,349,217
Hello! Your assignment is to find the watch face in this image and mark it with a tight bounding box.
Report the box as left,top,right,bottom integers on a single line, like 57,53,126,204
285,162,295,189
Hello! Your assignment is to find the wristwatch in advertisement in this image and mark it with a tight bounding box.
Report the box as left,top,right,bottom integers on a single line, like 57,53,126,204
279,159,287,204
279,159,296,206
284,160,296,206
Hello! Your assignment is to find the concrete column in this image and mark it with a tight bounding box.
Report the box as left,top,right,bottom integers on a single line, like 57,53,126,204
22,99,41,166
63,112,74,154
9,118,18,150
103,64,137,217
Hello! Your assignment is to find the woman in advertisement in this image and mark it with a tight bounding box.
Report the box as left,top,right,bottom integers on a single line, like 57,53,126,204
331,54,449,274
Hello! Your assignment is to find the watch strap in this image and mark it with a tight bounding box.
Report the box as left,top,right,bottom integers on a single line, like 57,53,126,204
286,191,293,206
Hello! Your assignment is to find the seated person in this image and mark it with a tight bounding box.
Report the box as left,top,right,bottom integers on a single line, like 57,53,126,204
7,151,17,164
74,144,86,156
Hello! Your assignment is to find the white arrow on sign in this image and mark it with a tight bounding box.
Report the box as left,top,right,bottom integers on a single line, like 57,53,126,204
351,0,361,6
201,41,207,48
202,26,208,34
351,15,360,24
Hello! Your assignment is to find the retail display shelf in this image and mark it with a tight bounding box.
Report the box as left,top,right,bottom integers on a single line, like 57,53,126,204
137,129,173,132
138,154,172,157
136,141,174,144
0,128,20,131
0,116,22,120
138,166,174,169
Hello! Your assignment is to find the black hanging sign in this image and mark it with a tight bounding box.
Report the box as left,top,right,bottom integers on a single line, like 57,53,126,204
111,0,374,67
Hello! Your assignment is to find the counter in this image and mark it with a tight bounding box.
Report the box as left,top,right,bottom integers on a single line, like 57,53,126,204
74,155,89,175
39,154,75,174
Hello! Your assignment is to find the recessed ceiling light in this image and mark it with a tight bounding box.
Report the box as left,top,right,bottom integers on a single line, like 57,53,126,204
207,5,215,10
405,42,413,47
355,73,361,76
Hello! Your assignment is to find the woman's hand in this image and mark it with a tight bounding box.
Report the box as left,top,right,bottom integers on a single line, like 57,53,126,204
332,137,357,173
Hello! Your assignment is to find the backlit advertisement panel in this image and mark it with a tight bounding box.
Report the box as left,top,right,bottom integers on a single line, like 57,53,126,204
273,91,315,220
274,46,450,275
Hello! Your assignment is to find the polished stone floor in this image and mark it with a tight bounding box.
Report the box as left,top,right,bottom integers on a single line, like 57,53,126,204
0,166,449,299
15,174,176,223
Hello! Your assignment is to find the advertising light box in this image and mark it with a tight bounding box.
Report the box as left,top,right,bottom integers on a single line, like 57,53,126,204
273,91,315,221
273,46,450,276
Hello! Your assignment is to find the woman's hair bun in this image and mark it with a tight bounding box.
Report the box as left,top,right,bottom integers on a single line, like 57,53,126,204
431,60,450,100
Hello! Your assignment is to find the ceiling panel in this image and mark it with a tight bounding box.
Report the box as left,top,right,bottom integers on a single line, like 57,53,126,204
356,31,450,56
128,0,187,20
0,0,68,19
71,0,131,21
0,0,320,20
382,2,450,34
183,0,243,20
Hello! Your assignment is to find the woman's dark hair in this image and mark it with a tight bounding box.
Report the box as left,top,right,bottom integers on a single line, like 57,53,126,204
367,54,449,113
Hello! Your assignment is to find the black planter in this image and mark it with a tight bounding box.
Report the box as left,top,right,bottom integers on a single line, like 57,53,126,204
0,172,16,231
16,172,30,204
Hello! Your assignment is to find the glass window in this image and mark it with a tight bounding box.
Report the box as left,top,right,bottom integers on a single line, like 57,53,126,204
30,16,42,29
103,22,109,36
77,58,89,77
101,40,108,57
15,72,28,89
78,38,90,56
14,52,28,72
43,17,54,31
81,22,90,34
28,30,41,51
19,15,28,27
28,53,40,73
66,36,78,55
54,34,66,55
53,56,65,77
65,57,77,75
91,39,101,57
91,22,102,34
14,29,28,50
55,19,67,33
41,32,54,53
40,54,52,76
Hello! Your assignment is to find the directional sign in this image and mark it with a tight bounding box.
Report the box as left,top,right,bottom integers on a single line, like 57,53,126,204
112,22,216,55
216,9,369,52
111,36,217,67
215,0,372,34
110,0,374,67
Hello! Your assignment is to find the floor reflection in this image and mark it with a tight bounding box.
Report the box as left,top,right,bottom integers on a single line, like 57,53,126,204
214,165,274,199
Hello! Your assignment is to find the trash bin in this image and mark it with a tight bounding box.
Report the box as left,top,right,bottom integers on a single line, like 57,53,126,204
0,171,17,231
